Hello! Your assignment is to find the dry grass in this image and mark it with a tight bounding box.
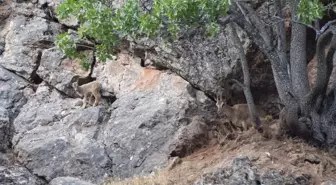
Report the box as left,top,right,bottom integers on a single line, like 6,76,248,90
103,163,204,185
104,173,172,185
103,123,336,185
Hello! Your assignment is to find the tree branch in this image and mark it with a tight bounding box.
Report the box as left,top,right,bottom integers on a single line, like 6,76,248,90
231,79,245,89
217,14,241,26
76,43,95,50
316,19,336,40
304,29,336,113
235,1,252,25
228,22,262,130
273,0,289,75
238,2,272,47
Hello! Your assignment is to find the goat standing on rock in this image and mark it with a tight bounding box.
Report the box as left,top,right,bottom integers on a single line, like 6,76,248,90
72,81,102,108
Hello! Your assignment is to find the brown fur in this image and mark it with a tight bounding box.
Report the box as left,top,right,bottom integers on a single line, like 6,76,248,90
216,93,267,131
72,81,102,108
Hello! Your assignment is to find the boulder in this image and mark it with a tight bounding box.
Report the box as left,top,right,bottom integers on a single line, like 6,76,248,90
0,15,62,79
13,83,114,183
194,157,311,185
49,177,96,185
0,165,45,185
0,66,28,152
321,181,336,185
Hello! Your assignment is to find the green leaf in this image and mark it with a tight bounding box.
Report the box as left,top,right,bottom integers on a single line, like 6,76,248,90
56,0,231,62
298,0,324,24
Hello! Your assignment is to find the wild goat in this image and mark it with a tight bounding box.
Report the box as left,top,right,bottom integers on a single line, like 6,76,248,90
216,92,267,131
72,81,102,108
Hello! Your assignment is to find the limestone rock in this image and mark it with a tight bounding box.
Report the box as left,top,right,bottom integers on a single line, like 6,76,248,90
49,177,96,185
11,54,215,183
0,66,27,152
0,16,62,79
0,165,45,185
194,157,311,185
321,181,336,185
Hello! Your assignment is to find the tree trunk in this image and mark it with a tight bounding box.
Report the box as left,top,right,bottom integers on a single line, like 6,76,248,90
289,0,310,99
227,23,262,129
274,0,289,74
88,49,97,78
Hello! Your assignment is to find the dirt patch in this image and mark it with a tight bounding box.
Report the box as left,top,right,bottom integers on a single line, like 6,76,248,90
104,123,336,185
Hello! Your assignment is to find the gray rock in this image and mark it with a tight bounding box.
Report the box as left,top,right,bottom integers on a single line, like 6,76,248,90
14,120,113,183
0,165,45,185
12,83,113,183
13,58,215,183
129,25,276,112
194,157,311,185
0,66,28,152
0,66,27,110
169,115,209,157
132,29,245,94
321,181,336,185
0,107,10,152
99,92,195,177
49,177,96,185
37,47,80,97
194,157,259,185
0,42,4,55
0,16,62,79
261,172,310,185
0,1,12,22
0,152,13,166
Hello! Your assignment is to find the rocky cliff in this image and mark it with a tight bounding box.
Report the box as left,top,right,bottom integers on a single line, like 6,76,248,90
0,0,299,185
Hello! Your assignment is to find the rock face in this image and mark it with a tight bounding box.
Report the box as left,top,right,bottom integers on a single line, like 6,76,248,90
0,1,217,184
0,65,27,152
0,165,45,185
49,177,95,185
321,180,336,185
12,84,114,183
11,62,215,183
194,157,311,185
131,27,276,111
0,0,276,184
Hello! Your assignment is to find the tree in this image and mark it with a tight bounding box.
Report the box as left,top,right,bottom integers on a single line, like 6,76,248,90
56,0,336,150
227,22,262,130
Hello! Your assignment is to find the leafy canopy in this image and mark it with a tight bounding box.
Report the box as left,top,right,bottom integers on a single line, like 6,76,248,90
298,0,324,24
56,0,325,63
56,0,231,62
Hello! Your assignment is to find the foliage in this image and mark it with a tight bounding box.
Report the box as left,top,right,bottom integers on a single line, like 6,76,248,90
55,33,82,59
56,0,120,62
56,0,231,62
298,0,324,24
79,59,91,71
